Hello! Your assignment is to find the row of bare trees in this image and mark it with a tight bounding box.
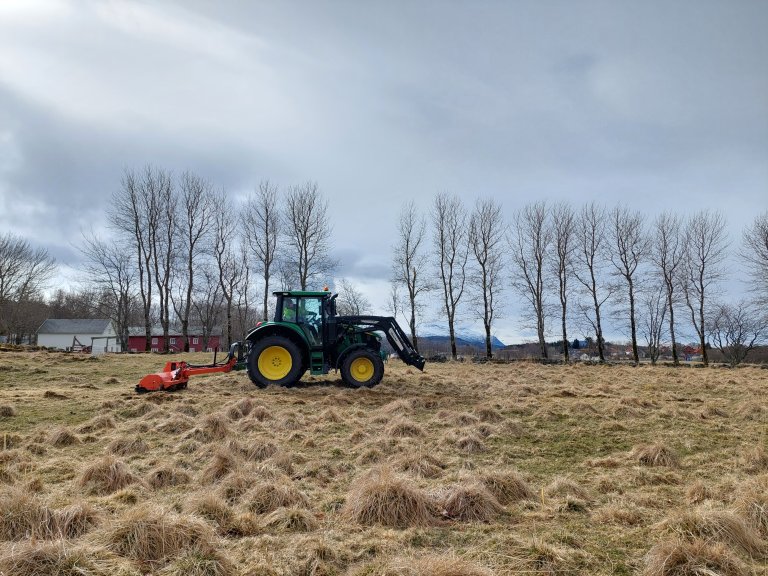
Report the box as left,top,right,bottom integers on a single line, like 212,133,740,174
391,198,768,366
80,166,338,352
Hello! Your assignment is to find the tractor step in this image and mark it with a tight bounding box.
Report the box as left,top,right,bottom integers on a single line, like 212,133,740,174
309,350,325,375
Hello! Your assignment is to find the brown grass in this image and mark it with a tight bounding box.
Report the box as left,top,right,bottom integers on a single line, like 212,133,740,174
386,417,425,437
0,405,16,417
78,455,140,494
48,426,80,447
3,351,768,574
663,508,767,557
0,541,121,576
342,467,437,528
145,465,191,489
245,481,309,514
103,504,217,564
642,538,747,576
439,482,504,522
632,443,681,467
108,435,149,456
260,506,319,533
481,469,534,504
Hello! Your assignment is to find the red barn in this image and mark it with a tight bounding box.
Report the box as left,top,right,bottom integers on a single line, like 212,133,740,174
127,327,222,353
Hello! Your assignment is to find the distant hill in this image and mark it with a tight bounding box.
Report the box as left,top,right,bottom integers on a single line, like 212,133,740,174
417,321,506,350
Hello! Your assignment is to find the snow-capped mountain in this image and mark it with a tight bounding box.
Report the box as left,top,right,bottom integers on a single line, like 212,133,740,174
417,321,506,349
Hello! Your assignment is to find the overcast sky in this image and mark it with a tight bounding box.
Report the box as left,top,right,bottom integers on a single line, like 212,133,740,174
1,0,766,344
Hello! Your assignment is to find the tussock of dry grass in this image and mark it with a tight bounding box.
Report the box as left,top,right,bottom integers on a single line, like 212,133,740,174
0,541,121,576
191,493,236,534
631,443,680,467
196,414,230,441
245,481,309,514
342,467,437,528
0,487,99,540
240,439,279,462
662,508,767,557
201,449,240,483
592,500,645,526
156,547,234,576
508,537,568,574
455,434,485,454
545,476,591,501
481,469,534,504
76,414,116,433
145,465,191,489
108,436,149,456
78,455,139,494
396,452,445,478
733,476,768,536
260,506,318,533
741,445,768,473
642,538,747,576
0,405,16,417
685,480,710,504
439,482,504,522
48,426,80,447
386,417,425,437
103,504,217,564
158,415,196,433
360,554,493,576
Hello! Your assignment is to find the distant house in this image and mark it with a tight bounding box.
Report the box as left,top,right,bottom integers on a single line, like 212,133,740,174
37,319,121,353
127,327,222,353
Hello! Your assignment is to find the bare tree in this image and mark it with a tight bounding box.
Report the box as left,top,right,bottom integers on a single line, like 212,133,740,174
639,284,667,365
468,198,505,359
172,171,215,351
283,182,336,290
551,202,576,362
336,278,372,316
742,211,768,307
212,193,248,348
651,213,684,365
431,193,469,360
681,210,728,367
192,264,224,350
392,201,430,353
78,232,137,350
609,206,649,364
244,180,281,321
150,170,176,352
108,167,158,351
574,203,615,363
0,232,56,340
510,202,551,359
707,301,767,366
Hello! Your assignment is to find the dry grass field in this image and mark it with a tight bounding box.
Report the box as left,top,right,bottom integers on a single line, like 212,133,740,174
0,350,767,576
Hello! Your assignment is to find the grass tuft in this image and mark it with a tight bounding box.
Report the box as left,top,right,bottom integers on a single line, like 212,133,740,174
642,538,747,576
439,482,504,522
342,467,437,528
631,443,680,467
78,455,140,495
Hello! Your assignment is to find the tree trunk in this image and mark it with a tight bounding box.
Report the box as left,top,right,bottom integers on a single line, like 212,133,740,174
667,289,678,365
628,278,639,364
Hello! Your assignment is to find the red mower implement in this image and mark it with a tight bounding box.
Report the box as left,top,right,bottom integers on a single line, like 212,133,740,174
136,343,247,393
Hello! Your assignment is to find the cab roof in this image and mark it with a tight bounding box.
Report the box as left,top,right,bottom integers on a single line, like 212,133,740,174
273,290,332,298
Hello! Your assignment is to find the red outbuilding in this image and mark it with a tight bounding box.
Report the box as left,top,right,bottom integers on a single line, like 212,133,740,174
127,327,222,353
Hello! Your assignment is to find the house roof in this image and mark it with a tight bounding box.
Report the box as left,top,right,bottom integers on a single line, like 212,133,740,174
37,319,113,335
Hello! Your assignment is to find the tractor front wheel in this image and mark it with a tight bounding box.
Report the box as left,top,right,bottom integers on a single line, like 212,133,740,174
341,348,384,388
247,335,304,388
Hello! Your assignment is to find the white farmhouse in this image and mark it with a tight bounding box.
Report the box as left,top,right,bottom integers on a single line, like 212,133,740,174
36,319,121,353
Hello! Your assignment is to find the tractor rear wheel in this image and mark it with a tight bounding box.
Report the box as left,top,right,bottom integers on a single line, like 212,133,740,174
341,348,384,388
247,335,304,388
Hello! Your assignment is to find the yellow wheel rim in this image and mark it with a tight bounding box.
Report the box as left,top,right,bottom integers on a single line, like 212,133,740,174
350,357,374,383
258,346,292,380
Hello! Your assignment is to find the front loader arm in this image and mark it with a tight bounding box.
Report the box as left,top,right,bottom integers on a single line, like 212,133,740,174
336,316,426,371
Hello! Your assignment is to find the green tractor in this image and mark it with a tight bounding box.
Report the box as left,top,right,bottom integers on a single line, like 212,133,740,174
138,290,425,393
244,290,425,388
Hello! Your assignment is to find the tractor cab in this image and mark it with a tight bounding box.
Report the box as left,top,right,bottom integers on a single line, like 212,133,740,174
273,290,335,347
